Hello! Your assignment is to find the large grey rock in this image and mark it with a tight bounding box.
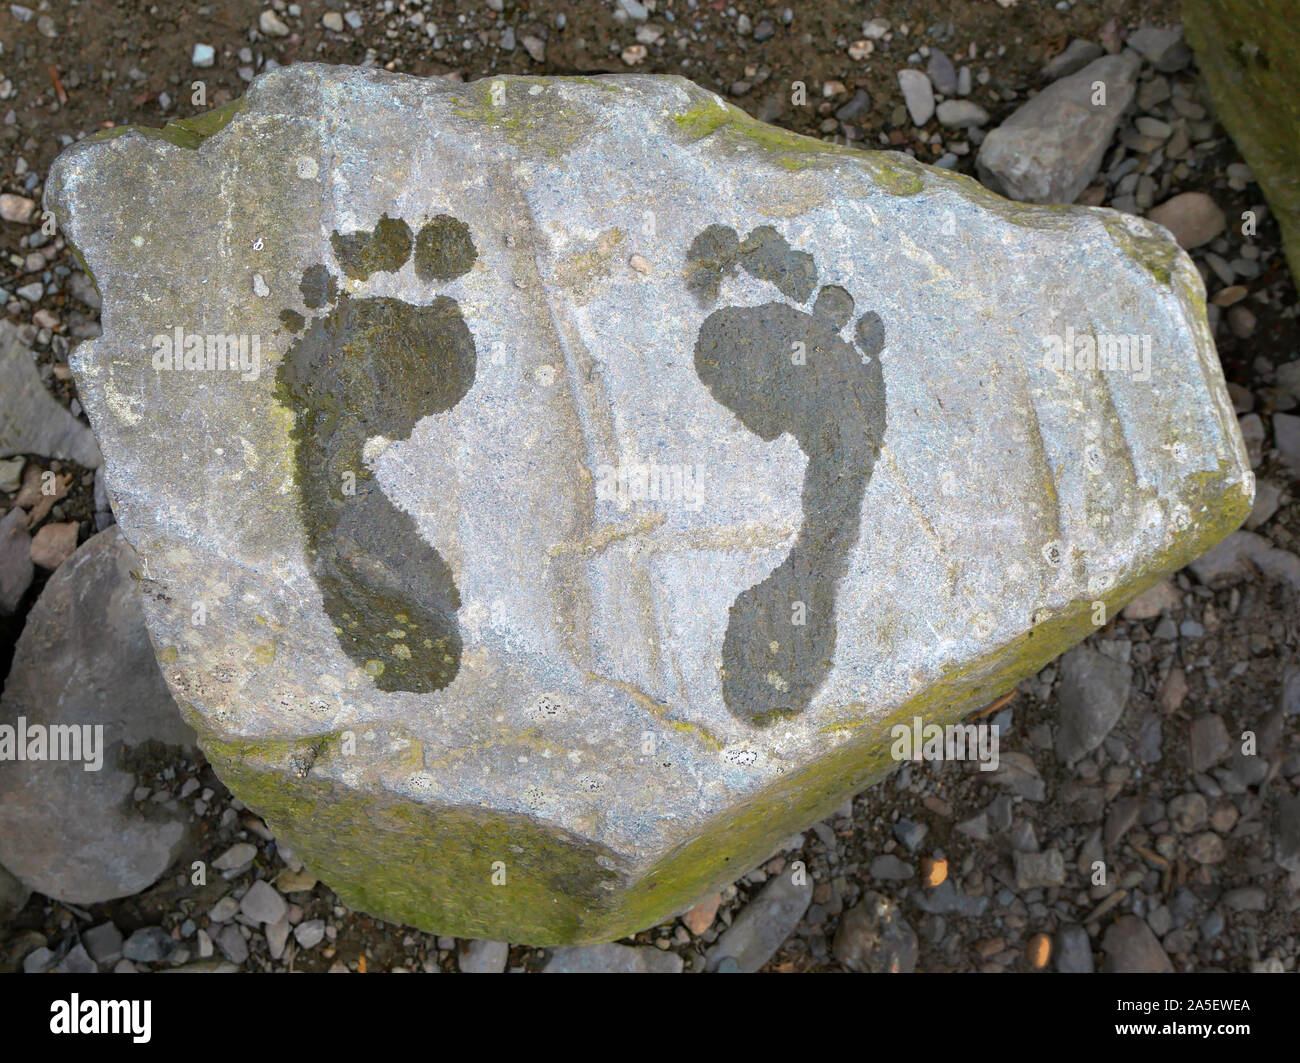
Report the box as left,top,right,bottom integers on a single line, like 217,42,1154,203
0,527,196,904
977,53,1141,203
45,66,1250,945
0,321,101,468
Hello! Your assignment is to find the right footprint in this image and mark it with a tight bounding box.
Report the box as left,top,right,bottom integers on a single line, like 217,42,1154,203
688,224,888,726
276,213,478,693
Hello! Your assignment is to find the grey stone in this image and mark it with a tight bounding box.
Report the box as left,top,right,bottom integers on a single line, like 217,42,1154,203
23,946,56,973
239,878,288,925
990,752,1046,801
911,879,988,917
834,89,871,123
207,895,239,923
46,65,1251,945
0,508,33,615
0,862,30,923
215,924,248,965
293,918,326,949
122,927,176,964
706,870,811,972
1146,192,1225,250
0,321,101,467
212,842,257,872
68,270,101,310
1277,360,1300,401
265,916,291,958
1126,26,1192,72
926,50,957,96
1104,796,1143,848
897,69,934,125
1013,848,1065,889
544,941,682,972
892,817,927,852
1055,923,1094,972
458,938,509,973
0,527,196,904
1274,794,1300,872
935,99,988,127
164,958,240,972
1282,661,1300,716
1043,40,1103,81
54,943,98,974
82,922,124,964
955,811,990,841
869,854,914,880
1190,530,1300,591
1055,644,1133,764
1189,713,1231,773
1274,413,1300,476
977,53,1141,203
1101,914,1173,972
1222,886,1267,911
1245,479,1283,529
832,892,918,972
1168,792,1208,833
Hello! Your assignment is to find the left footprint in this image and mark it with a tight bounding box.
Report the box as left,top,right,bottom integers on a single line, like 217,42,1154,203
276,213,477,692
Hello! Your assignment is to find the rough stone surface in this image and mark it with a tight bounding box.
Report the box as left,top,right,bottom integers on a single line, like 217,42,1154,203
544,941,683,972
1055,644,1133,764
0,508,34,615
47,66,1250,945
1101,914,1174,972
0,862,30,923
1125,26,1193,72
458,938,509,973
0,321,101,468
122,926,176,964
977,53,1141,203
1146,192,1225,250
705,869,812,971
1042,40,1103,81
29,520,79,569
897,69,934,126
239,878,288,924
832,891,918,972
1054,923,1094,972
82,922,124,965
0,527,196,904
1184,1,1300,275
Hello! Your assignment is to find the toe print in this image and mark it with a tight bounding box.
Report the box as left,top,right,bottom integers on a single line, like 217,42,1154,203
688,225,888,726
276,213,478,692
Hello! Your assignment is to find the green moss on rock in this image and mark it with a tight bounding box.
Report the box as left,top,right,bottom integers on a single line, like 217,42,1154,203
1184,0,1300,276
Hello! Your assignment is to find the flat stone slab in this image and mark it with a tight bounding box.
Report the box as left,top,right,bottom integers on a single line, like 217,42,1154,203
46,66,1250,944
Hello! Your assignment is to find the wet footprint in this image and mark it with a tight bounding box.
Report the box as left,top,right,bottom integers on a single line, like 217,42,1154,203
688,225,888,726
276,213,478,692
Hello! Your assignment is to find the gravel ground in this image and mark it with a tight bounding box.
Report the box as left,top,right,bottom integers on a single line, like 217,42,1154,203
1,0,1297,974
